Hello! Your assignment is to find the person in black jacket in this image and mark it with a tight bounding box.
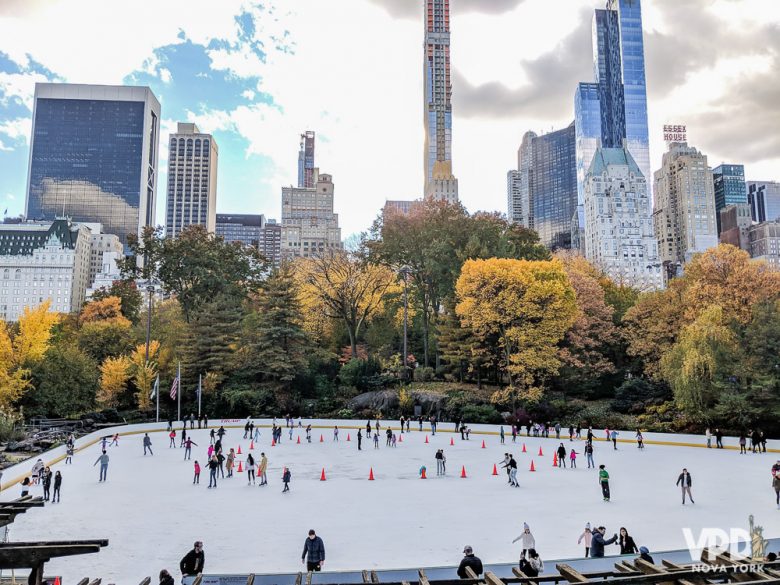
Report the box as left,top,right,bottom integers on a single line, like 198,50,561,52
619,527,638,554
590,527,618,557
159,569,175,585
457,546,483,578
676,468,694,504
302,530,325,571
180,541,205,579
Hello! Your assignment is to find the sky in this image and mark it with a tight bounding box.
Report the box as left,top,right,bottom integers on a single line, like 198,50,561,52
0,0,778,238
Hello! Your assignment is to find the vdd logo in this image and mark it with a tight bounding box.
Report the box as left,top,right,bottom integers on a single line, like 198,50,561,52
682,528,752,562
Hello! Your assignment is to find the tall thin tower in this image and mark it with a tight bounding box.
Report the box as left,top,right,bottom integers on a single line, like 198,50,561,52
297,131,315,189
423,0,458,202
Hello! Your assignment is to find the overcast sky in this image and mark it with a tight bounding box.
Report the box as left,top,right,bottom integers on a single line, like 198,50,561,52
0,0,778,236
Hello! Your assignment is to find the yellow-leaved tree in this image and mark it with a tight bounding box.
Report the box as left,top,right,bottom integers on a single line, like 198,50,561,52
97,355,132,408
14,300,60,365
79,296,130,326
129,340,160,410
0,321,31,409
456,258,577,409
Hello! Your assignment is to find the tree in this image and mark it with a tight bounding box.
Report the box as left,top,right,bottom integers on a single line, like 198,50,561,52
122,225,266,322
456,258,577,408
0,322,30,409
79,296,129,326
77,296,135,363
296,250,397,359
26,345,99,417
129,340,160,410
14,301,59,365
90,280,143,324
97,355,131,408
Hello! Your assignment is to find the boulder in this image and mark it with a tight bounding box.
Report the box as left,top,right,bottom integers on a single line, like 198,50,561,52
347,389,447,416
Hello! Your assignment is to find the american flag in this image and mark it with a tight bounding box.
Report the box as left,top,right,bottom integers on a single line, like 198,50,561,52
170,375,179,400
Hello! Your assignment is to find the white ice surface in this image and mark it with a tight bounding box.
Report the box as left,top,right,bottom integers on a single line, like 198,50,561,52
2,420,778,582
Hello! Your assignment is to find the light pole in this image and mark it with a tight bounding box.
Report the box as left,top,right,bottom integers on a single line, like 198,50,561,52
144,283,156,364
399,266,411,381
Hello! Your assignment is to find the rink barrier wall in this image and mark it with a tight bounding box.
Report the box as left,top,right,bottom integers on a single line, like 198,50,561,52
1,419,776,493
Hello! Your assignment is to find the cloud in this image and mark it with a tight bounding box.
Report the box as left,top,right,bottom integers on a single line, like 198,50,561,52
0,71,51,108
0,117,30,144
366,0,527,19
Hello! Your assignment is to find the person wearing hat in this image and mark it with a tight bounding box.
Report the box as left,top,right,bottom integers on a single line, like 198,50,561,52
638,546,654,564
457,545,483,579
302,529,325,572
180,541,205,579
577,523,593,557
512,523,536,558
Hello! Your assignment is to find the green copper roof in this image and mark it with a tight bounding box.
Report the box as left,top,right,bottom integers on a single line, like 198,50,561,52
588,146,643,178
0,219,79,256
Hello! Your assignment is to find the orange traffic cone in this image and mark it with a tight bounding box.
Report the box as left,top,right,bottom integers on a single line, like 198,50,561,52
425,435,429,444
492,463,498,476
54,578,61,585
522,443,527,453
481,440,486,449
460,465,467,478
450,437,454,446
347,433,351,442
368,467,375,481
320,468,326,481
320,434,324,443
530,460,536,472
271,439,276,447
250,440,255,450
237,445,242,455
538,446,543,456
552,453,558,467
296,436,301,444
237,460,243,473
420,467,427,479
398,434,403,442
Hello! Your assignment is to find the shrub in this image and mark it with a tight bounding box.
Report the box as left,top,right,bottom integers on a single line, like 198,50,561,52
459,404,502,424
0,410,24,443
611,378,671,413
339,358,382,390
416,367,435,382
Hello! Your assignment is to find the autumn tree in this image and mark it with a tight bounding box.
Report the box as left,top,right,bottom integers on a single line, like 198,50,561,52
90,280,143,324
456,258,577,408
97,355,131,408
129,340,160,410
296,250,397,359
77,296,134,363
0,322,30,409
14,301,60,365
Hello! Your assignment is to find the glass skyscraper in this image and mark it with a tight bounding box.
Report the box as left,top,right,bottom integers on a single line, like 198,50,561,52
25,84,161,252
712,164,747,233
575,82,602,205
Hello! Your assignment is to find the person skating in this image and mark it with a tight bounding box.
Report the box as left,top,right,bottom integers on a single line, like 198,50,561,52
578,523,592,556
179,428,188,448
193,461,201,485
41,467,52,501
636,430,644,449
94,450,109,482
169,430,176,448
739,433,747,454
584,441,595,468
226,448,235,478
209,429,216,445
511,425,517,443
570,449,577,468
610,430,618,450
557,444,567,468
639,546,654,564
366,420,372,438
52,470,62,502
512,523,536,558
333,426,339,441
569,425,575,441
306,425,312,443
386,428,392,447
599,465,611,501
282,467,291,493
554,423,561,439
357,429,362,451
65,444,74,464
246,453,256,485
109,433,119,447
159,569,175,585
301,529,325,571
373,433,380,449
590,526,618,558
676,468,694,504
500,426,505,444
143,433,153,456
715,428,723,448
457,545,483,578
400,416,405,434
217,451,225,478
619,527,638,554
180,541,205,580
101,437,108,451
501,453,512,483
244,421,251,439
207,455,219,488
289,424,294,441
31,459,44,484
217,426,226,442
773,474,780,509
760,431,767,453
508,455,519,487
184,437,197,461
586,427,594,443
576,424,582,439
705,428,712,448
375,420,381,435
259,452,268,486
254,426,261,443
772,460,780,477
435,449,444,475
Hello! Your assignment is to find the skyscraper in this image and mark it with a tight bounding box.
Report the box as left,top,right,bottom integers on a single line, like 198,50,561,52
298,131,315,189
574,83,602,206
215,213,264,248
712,164,747,233
583,146,662,290
747,180,780,223
282,170,342,259
423,0,458,202
506,170,524,225
25,83,161,253
653,142,718,267
166,123,218,238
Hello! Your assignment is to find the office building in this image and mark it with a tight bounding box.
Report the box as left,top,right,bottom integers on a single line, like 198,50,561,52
506,170,524,225
747,180,780,223
653,142,718,266
281,170,342,259
575,83,602,207
260,219,282,268
749,221,780,271
88,230,123,288
165,123,218,238
25,83,161,252
712,164,746,233
298,131,316,189
719,204,752,252
215,214,265,248
583,147,662,290
423,0,458,201
0,218,92,321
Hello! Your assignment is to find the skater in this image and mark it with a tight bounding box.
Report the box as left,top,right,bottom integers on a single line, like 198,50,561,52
208,455,219,488
65,444,74,464
190,414,195,429
739,433,747,454
577,523,592,557
246,453,256,485
167,417,173,432
511,425,517,443
42,467,52,501
20,477,31,497
94,450,109,482
400,416,405,434
306,424,312,443
31,459,44,484
374,432,380,449
436,449,444,475
244,421,251,439
636,430,644,449
386,428,392,447
570,449,577,468
715,428,723,448
610,430,618,450
676,468,694,504
599,464,611,501
301,529,326,571
226,448,235,478
419,416,424,432
501,453,512,483
576,424,582,439
773,474,780,509
587,427,594,443
705,428,712,448
366,420,372,438
639,546,654,564
52,470,62,502
210,429,216,445
457,545,483,579
143,433,153,456
406,419,411,433
557,444,567,468
282,467,291,492
391,433,397,447
207,445,214,460
760,431,767,453
109,433,119,447
193,461,201,484
259,452,268,486
569,425,574,441
203,414,208,429
357,429,362,451
512,523,536,559
254,426,261,443
508,455,519,487
376,420,381,435
169,429,176,448
217,451,226,478
500,426,505,444
334,426,339,441
101,436,108,451
289,425,294,441
184,437,197,460
590,526,618,558
180,541,205,581
619,527,638,554
585,441,595,468
179,428,187,448
217,426,226,442
555,422,561,439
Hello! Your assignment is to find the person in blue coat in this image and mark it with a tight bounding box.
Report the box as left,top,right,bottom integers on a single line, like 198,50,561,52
590,526,618,557
302,529,325,571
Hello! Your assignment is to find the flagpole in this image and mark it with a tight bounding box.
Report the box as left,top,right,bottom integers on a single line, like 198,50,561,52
198,374,202,418
155,374,160,423
177,361,181,422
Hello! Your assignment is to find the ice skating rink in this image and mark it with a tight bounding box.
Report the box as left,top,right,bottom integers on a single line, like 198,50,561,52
2,420,777,582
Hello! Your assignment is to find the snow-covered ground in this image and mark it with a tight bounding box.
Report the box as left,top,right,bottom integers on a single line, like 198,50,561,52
2,420,778,582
